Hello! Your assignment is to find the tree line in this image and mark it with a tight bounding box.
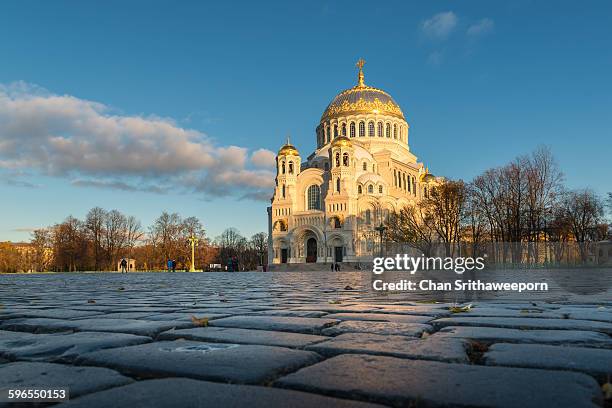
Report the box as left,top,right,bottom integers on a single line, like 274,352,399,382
0,208,268,272
385,147,611,264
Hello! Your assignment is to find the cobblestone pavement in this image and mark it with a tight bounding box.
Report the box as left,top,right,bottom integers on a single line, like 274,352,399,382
0,272,611,408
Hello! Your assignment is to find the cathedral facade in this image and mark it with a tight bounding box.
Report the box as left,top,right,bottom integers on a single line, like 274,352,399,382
267,60,437,265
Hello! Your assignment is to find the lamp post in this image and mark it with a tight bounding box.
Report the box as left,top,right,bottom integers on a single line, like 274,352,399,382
187,235,198,272
374,223,387,257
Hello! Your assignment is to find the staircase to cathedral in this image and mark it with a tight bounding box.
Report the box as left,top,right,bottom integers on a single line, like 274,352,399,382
267,262,372,272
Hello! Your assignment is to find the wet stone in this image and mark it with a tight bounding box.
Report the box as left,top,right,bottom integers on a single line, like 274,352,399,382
431,326,612,347
323,313,433,324
322,321,432,337
159,327,327,348
76,340,321,384
432,316,612,334
55,378,385,408
209,316,340,334
141,312,229,322
0,309,103,320
484,343,612,381
306,333,468,363
0,362,132,401
275,354,603,408
0,330,151,362
1,318,193,337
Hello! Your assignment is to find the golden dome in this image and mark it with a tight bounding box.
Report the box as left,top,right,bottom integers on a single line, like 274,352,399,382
330,136,352,148
321,59,405,122
278,137,299,156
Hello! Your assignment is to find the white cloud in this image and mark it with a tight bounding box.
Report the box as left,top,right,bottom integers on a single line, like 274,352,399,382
251,148,276,168
421,11,457,40
467,18,494,36
0,82,276,200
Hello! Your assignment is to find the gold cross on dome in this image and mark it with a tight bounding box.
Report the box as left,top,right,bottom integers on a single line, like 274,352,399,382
356,58,366,87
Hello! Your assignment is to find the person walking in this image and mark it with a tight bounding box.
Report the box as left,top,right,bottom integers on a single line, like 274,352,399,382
331,263,335,272
120,258,128,273
171,259,176,273
167,259,172,272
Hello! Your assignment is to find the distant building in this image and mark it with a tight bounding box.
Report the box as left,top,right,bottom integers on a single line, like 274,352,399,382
117,258,136,272
268,60,439,265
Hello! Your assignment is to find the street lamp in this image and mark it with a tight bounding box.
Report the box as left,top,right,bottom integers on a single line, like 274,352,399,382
187,235,199,272
374,222,387,257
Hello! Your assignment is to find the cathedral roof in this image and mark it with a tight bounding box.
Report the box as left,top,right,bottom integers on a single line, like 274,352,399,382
321,59,405,122
330,136,352,148
278,137,299,156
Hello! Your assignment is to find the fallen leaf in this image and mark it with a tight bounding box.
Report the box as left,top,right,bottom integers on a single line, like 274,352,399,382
328,300,341,304
191,315,209,327
421,331,430,338
449,304,472,314
344,285,354,290
602,380,611,400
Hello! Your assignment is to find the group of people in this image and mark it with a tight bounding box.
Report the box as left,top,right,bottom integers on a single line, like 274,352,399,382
166,259,177,272
331,262,341,272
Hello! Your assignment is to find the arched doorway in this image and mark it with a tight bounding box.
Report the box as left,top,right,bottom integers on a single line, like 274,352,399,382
306,238,317,263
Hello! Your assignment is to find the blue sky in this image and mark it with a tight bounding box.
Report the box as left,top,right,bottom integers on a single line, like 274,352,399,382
1,0,611,242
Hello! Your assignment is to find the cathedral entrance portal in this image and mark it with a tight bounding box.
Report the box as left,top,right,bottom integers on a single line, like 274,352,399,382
306,238,317,263
334,246,343,263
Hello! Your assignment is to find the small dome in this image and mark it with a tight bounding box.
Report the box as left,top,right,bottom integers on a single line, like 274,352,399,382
278,139,299,156
330,136,352,148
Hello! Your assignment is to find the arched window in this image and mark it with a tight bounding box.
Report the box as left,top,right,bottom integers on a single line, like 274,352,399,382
341,123,347,136
334,124,338,137
350,122,355,138
288,161,294,174
412,177,416,195
386,123,391,138
282,184,286,198
335,153,340,167
336,178,341,192
398,173,402,189
399,126,402,141
368,121,375,137
307,185,321,210
393,169,397,186
359,121,365,137
365,209,371,225
379,185,383,194
358,185,362,194
407,175,411,192
333,217,341,228
342,153,349,166
393,124,398,139
281,161,286,174
362,162,367,171
368,185,373,194
377,122,383,137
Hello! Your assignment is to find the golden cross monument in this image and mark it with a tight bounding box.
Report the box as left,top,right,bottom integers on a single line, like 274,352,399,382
356,58,366,87
187,235,199,272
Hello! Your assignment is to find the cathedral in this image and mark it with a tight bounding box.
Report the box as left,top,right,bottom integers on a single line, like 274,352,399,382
267,60,438,266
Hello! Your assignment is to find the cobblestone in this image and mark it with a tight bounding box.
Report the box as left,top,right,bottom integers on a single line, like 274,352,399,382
0,271,610,407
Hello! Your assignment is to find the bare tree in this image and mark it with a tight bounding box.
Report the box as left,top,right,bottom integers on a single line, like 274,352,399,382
561,189,604,261
103,210,127,269
250,232,268,266
85,207,106,270
124,216,144,265
149,212,183,264
31,228,51,271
